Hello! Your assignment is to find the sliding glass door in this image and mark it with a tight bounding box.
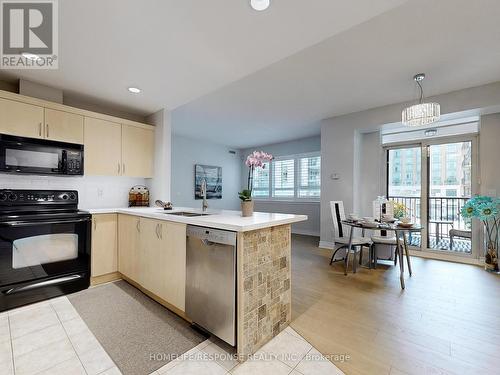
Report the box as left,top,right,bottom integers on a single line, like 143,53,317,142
386,136,478,259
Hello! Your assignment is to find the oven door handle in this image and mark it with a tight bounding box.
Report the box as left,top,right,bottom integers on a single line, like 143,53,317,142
2,274,83,295
0,218,90,227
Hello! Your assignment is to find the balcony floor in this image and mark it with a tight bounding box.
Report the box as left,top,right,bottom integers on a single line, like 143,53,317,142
408,234,472,253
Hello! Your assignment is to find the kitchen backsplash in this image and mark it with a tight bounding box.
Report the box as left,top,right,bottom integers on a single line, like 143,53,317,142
0,175,150,209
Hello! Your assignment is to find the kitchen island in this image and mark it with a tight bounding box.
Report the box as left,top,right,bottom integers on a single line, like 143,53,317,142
87,207,307,360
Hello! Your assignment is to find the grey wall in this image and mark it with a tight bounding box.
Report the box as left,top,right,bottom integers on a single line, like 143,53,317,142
480,113,500,197
320,81,500,247
240,136,321,236
171,134,241,210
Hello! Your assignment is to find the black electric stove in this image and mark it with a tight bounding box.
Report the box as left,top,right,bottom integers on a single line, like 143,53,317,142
0,189,91,311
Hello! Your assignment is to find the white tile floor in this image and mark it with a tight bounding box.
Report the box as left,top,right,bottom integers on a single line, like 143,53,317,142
0,296,344,375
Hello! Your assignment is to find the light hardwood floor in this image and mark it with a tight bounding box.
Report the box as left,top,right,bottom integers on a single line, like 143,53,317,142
290,234,500,375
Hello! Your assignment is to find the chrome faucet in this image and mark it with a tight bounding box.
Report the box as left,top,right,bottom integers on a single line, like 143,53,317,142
201,179,208,212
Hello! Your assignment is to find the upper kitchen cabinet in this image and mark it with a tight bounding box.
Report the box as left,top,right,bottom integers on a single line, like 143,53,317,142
84,117,122,176
121,124,154,178
44,108,84,144
0,97,44,138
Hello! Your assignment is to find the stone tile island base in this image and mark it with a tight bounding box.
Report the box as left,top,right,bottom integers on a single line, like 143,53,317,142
236,224,291,360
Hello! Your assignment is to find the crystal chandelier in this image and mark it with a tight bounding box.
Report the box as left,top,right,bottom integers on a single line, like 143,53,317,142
402,73,440,127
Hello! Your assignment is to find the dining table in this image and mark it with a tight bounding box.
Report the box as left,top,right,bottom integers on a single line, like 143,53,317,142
341,220,423,289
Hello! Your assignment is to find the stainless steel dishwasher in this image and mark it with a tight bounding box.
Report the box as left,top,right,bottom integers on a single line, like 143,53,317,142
186,225,236,346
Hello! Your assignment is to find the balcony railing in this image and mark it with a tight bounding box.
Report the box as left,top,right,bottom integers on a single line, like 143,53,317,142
388,196,472,253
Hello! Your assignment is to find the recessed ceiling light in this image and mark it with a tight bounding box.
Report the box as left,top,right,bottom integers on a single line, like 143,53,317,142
127,87,141,94
21,52,41,61
250,0,270,11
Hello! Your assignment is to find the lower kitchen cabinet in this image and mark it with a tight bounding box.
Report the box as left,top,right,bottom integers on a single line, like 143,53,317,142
118,215,186,311
91,214,118,278
118,214,141,283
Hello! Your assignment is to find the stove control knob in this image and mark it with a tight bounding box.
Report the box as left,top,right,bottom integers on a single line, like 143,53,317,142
69,193,77,201
62,194,69,200
8,193,17,201
0,192,7,201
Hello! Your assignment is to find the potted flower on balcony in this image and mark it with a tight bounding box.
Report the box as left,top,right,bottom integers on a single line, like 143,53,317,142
239,151,273,217
461,195,500,273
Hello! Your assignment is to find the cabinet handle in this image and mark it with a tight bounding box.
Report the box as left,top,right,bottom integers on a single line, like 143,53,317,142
38,123,42,137
136,220,140,233
93,219,96,231
123,164,125,174
117,163,121,174
46,124,49,138
159,224,163,239
155,224,159,239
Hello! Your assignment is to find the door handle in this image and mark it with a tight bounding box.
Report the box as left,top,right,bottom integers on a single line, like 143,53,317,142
1,218,90,227
46,124,49,138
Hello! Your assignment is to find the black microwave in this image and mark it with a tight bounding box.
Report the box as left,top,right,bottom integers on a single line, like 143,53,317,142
0,134,84,176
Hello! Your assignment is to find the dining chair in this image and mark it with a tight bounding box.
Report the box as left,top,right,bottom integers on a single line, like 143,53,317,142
370,230,397,268
329,201,372,273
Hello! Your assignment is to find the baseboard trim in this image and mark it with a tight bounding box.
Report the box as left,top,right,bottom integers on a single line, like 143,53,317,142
408,249,482,266
90,271,121,286
292,229,320,237
319,241,334,249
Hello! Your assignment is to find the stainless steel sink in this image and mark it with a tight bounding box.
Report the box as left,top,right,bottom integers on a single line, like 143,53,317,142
164,211,210,217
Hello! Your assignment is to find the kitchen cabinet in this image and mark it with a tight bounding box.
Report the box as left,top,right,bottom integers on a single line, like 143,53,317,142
0,97,44,138
91,214,118,277
139,218,186,311
44,108,84,144
121,124,154,178
118,214,141,283
117,215,186,311
84,117,122,176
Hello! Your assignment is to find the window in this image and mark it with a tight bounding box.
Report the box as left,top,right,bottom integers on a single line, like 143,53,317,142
298,156,320,198
251,162,270,197
251,152,321,200
273,159,295,197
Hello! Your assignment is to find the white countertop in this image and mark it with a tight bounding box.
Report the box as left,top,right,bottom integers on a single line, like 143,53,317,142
84,206,307,232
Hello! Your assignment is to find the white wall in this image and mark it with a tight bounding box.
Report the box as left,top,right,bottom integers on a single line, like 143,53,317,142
320,81,500,246
0,174,148,209
171,134,241,210
480,113,500,197
240,136,321,236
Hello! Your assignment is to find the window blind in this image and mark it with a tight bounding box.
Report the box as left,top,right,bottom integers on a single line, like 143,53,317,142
252,162,270,197
298,156,320,198
272,159,295,197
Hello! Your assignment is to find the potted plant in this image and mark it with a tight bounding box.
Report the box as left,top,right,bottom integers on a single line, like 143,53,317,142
461,196,500,273
239,151,273,217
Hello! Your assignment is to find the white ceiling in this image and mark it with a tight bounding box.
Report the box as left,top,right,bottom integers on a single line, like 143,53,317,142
0,0,406,114
173,0,500,148
2,0,500,149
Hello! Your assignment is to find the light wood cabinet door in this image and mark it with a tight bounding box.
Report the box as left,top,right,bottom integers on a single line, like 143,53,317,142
44,108,84,144
121,125,154,178
118,214,141,283
0,98,44,138
139,218,164,296
161,222,186,311
84,117,122,175
91,214,118,277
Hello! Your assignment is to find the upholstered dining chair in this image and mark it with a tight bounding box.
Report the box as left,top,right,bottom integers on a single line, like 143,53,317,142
370,230,398,268
329,201,372,274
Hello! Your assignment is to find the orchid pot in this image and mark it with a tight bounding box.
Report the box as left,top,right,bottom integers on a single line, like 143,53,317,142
239,151,273,217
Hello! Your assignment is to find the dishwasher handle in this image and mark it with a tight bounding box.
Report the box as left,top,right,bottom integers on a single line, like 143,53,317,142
187,225,237,246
